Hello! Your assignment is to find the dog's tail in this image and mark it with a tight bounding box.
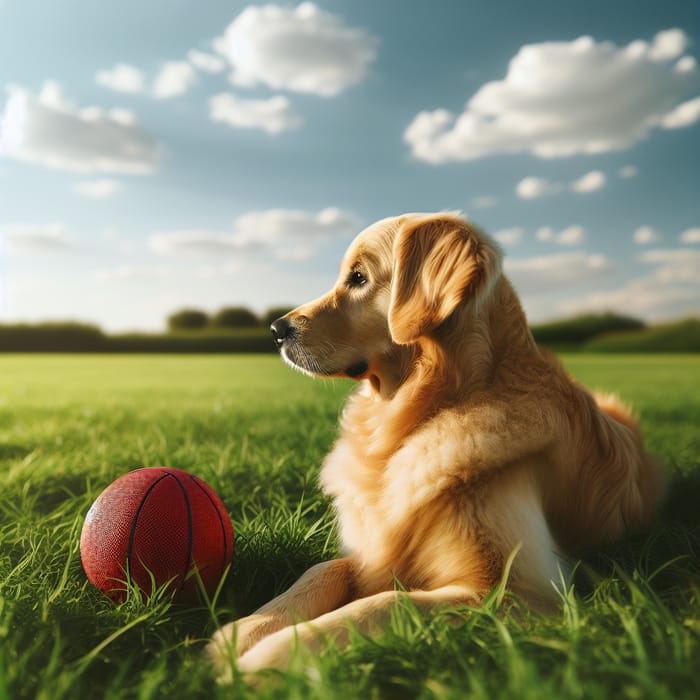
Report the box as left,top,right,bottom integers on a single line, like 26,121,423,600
593,390,665,530
594,392,639,432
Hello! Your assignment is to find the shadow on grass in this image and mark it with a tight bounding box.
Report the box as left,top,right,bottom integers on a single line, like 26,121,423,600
575,470,700,599
0,443,33,462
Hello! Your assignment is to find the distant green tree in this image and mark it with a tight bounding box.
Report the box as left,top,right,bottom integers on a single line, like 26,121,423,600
167,309,209,331
585,318,700,352
261,306,295,327
212,306,260,329
0,322,105,351
531,313,645,348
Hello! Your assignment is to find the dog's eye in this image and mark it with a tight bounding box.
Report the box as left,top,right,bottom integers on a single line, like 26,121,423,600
347,270,368,288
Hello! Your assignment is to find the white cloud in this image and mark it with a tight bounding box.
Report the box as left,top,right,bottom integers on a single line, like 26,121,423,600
152,61,197,99
634,225,661,245
535,225,586,246
232,207,360,246
557,225,586,246
96,63,146,94
648,28,689,62
150,207,360,258
560,247,700,319
506,251,613,293
187,49,226,74
517,170,607,199
659,96,700,129
3,223,72,249
619,165,638,178
214,2,378,97
679,227,700,244
493,227,525,247
404,29,700,163
0,82,161,174
73,178,122,198
639,29,690,61
675,56,698,74
560,279,699,320
570,170,606,193
639,248,700,278
149,230,245,256
516,176,562,199
209,92,302,133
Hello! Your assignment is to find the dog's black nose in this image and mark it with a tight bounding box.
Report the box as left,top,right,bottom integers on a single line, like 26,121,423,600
270,317,293,348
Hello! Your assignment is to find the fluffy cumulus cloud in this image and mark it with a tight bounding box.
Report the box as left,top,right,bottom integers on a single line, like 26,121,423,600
3,223,72,249
96,61,196,99
535,225,586,246
515,176,562,200
659,95,700,128
560,248,700,319
96,63,146,94
405,28,700,163
557,225,586,246
214,2,378,97
570,170,606,193
680,227,700,244
209,92,302,133
149,230,244,256
505,251,613,293
634,225,662,245
0,82,161,174
150,207,360,259
516,171,607,199
187,50,226,74
639,248,700,284
152,61,197,99
232,207,359,244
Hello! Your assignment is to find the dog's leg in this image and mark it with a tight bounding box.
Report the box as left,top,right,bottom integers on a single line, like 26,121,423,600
236,583,480,673
206,557,357,676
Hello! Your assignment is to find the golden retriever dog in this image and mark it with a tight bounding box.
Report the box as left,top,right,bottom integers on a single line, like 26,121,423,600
207,212,662,676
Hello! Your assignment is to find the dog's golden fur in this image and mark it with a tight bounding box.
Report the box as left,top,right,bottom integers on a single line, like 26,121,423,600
207,212,662,675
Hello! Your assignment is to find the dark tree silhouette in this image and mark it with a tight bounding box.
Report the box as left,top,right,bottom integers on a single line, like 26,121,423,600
167,309,209,331
212,306,260,329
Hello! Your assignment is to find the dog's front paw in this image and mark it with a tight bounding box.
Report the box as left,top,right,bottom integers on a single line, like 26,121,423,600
206,613,285,682
236,625,301,673
205,627,236,684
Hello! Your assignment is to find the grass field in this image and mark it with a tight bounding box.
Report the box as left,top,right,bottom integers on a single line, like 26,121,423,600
0,354,698,699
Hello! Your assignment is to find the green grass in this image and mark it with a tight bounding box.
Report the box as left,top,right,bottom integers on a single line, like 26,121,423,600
0,354,699,699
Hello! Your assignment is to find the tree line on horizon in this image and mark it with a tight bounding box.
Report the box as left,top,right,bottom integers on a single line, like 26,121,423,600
167,306,294,332
0,311,699,353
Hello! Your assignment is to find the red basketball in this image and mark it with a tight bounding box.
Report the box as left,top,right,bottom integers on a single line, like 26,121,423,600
80,467,234,603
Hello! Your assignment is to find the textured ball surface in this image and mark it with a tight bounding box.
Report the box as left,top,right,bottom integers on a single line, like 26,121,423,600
80,467,234,603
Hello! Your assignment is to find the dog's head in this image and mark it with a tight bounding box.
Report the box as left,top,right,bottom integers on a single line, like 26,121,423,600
271,212,502,394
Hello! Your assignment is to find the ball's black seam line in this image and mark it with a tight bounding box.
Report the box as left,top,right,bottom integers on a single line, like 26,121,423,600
126,472,171,589
189,475,231,578
167,471,194,592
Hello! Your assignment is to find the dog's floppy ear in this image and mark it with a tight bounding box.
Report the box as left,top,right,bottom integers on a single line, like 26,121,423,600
388,214,502,344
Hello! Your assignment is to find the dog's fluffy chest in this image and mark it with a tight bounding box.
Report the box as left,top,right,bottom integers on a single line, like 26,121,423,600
319,433,390,556
318,388,444,573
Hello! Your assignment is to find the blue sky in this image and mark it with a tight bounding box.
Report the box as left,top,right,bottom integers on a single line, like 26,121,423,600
1,0,699,332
